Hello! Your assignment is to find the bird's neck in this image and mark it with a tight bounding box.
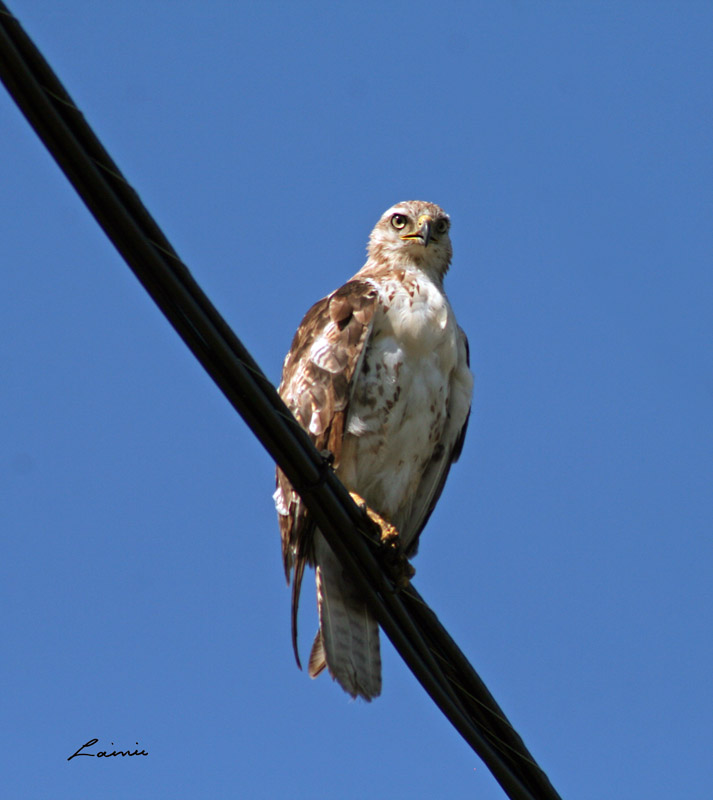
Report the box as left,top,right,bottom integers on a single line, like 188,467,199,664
360,248,448,288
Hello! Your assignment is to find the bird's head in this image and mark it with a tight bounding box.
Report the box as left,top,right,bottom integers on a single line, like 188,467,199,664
367,200,452,280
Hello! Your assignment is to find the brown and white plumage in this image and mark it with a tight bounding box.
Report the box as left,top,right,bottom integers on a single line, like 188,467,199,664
274,201,473,700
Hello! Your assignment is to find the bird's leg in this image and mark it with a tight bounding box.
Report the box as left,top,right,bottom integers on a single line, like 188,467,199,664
349,491,416,589
349,491,398,541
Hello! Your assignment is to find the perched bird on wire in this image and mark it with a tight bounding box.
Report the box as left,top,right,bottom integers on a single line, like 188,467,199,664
274,201,473,700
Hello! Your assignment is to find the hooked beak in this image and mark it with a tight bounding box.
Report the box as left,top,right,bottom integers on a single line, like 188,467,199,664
400,215,432,247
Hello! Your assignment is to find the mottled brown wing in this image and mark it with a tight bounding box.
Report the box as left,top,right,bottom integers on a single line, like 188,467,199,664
274,279,379,666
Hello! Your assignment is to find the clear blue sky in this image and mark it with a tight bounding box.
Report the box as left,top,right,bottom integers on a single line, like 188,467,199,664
2,2,712,798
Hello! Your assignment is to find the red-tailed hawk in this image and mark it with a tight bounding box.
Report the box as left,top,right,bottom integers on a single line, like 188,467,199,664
274,200,473,700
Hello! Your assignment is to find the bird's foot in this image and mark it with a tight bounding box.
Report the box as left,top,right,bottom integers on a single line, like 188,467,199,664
349,492,415,589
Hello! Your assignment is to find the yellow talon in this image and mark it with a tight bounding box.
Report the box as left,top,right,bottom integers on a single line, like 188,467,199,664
349,491,415,589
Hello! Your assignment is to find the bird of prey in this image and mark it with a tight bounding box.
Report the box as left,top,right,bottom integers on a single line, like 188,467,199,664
274,200,473,700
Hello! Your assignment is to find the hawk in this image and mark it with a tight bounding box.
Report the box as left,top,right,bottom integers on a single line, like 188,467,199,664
274,200,473,700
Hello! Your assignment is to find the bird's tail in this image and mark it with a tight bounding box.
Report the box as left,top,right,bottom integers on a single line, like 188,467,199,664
308,535,381,700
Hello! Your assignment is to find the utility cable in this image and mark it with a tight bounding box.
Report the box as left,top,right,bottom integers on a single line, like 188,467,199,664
0,5,562,798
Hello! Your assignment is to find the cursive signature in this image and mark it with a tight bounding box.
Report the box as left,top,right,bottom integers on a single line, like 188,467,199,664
67,739,148,761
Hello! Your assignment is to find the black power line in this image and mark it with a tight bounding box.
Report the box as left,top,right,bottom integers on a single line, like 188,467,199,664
0,5,562,799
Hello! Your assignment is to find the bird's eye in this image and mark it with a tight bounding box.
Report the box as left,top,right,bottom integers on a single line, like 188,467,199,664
391,214,408,230
435,218,450,235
